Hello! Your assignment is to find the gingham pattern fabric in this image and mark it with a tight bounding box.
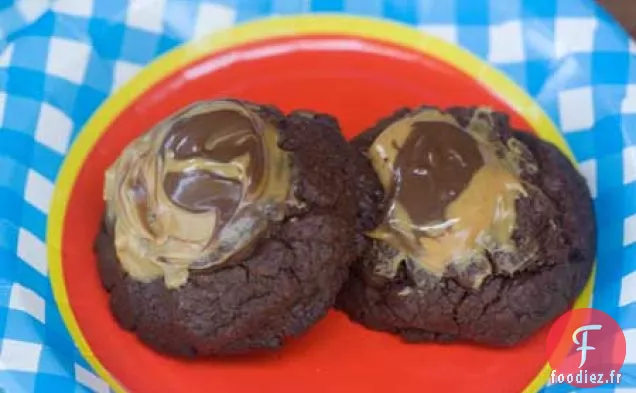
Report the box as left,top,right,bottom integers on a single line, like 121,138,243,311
0,0,634,392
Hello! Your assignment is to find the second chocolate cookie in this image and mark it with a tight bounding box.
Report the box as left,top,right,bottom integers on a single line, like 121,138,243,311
337,106,596,346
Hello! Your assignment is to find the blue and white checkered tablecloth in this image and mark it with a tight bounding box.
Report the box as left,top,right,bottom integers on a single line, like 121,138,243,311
0,0,635,392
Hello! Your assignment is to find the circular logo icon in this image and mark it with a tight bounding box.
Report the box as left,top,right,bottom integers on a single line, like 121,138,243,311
546,308,626,388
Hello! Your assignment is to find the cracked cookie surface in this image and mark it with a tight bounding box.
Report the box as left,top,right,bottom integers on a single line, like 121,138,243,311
336,106,596,346
95,105,359,357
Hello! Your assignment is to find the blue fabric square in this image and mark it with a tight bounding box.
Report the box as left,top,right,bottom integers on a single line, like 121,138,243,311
4,311,45,342
0,274,11,306
70,86,107,127
621,114,636,147
43,308,75,353
11,37,50,71
4,71,45,109
0,251,16,284
311,0,345,12
30,143,63,181
623,182,636,217
0,132,35,167
88,19,126,60
0,371,36,393
593,116,625,156
597,158,624,199
30,143,62,180
92,0,130,20
0,156,27,195
0,190,24,222
344,0,382,16
1,96,41,136
556,0,596,18
156,35,181,57
488,0,521,23
498,63,526,89
20,204,46,241
618,365,636,385
82,56,114,92
522,19,556,60
51,14,91,42
0,221,18,253
14,264,49,300
415,1,455,24
455,0,491,25
37,345,75,376
43,78,79,117
456,26,489,58
593,22,630,52
624,244,636,276
119,27,161,65
565,131,596,161
235,0,272,22
19,11,55,39
33,374,81,393
521,1,557,18
0,6,30,41
592,53,630,85
382,0,418,25
525,60,552,96
618,303,636,330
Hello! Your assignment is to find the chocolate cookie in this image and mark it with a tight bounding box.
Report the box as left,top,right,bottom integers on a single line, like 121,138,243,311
337,106,596,346
95,100,359,356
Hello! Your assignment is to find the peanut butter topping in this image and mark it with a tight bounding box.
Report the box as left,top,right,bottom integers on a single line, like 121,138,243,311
367,108,534,288
104,100,292,288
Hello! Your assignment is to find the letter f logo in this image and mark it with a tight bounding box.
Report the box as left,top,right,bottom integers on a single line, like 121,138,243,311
572,324,603,368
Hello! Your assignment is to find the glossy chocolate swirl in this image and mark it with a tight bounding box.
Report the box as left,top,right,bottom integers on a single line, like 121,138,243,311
367,108,535,288
103,100,291,288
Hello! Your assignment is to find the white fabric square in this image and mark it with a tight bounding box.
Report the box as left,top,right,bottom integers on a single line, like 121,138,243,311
0,339,42,372
621,85,636,113
624,146,636,185
35,103,73,154
620,271,636,307
24,169,54,213
577,159,597,199
51,0,94,17
15,0,49,20
75,364,109,393
418,25,458,45
9,284,45,323
0,92,6,124
126,0,166,33
0,43,14,67
625,213,636,247
17,228,47,276
555,18,597,58
488,21,525,63
113,60,143,91
624,328,636,363
193,2,236,40
557,87,594,132
46,37,90,84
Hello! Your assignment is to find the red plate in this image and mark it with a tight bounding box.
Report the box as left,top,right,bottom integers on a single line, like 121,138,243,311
58,33,552,393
